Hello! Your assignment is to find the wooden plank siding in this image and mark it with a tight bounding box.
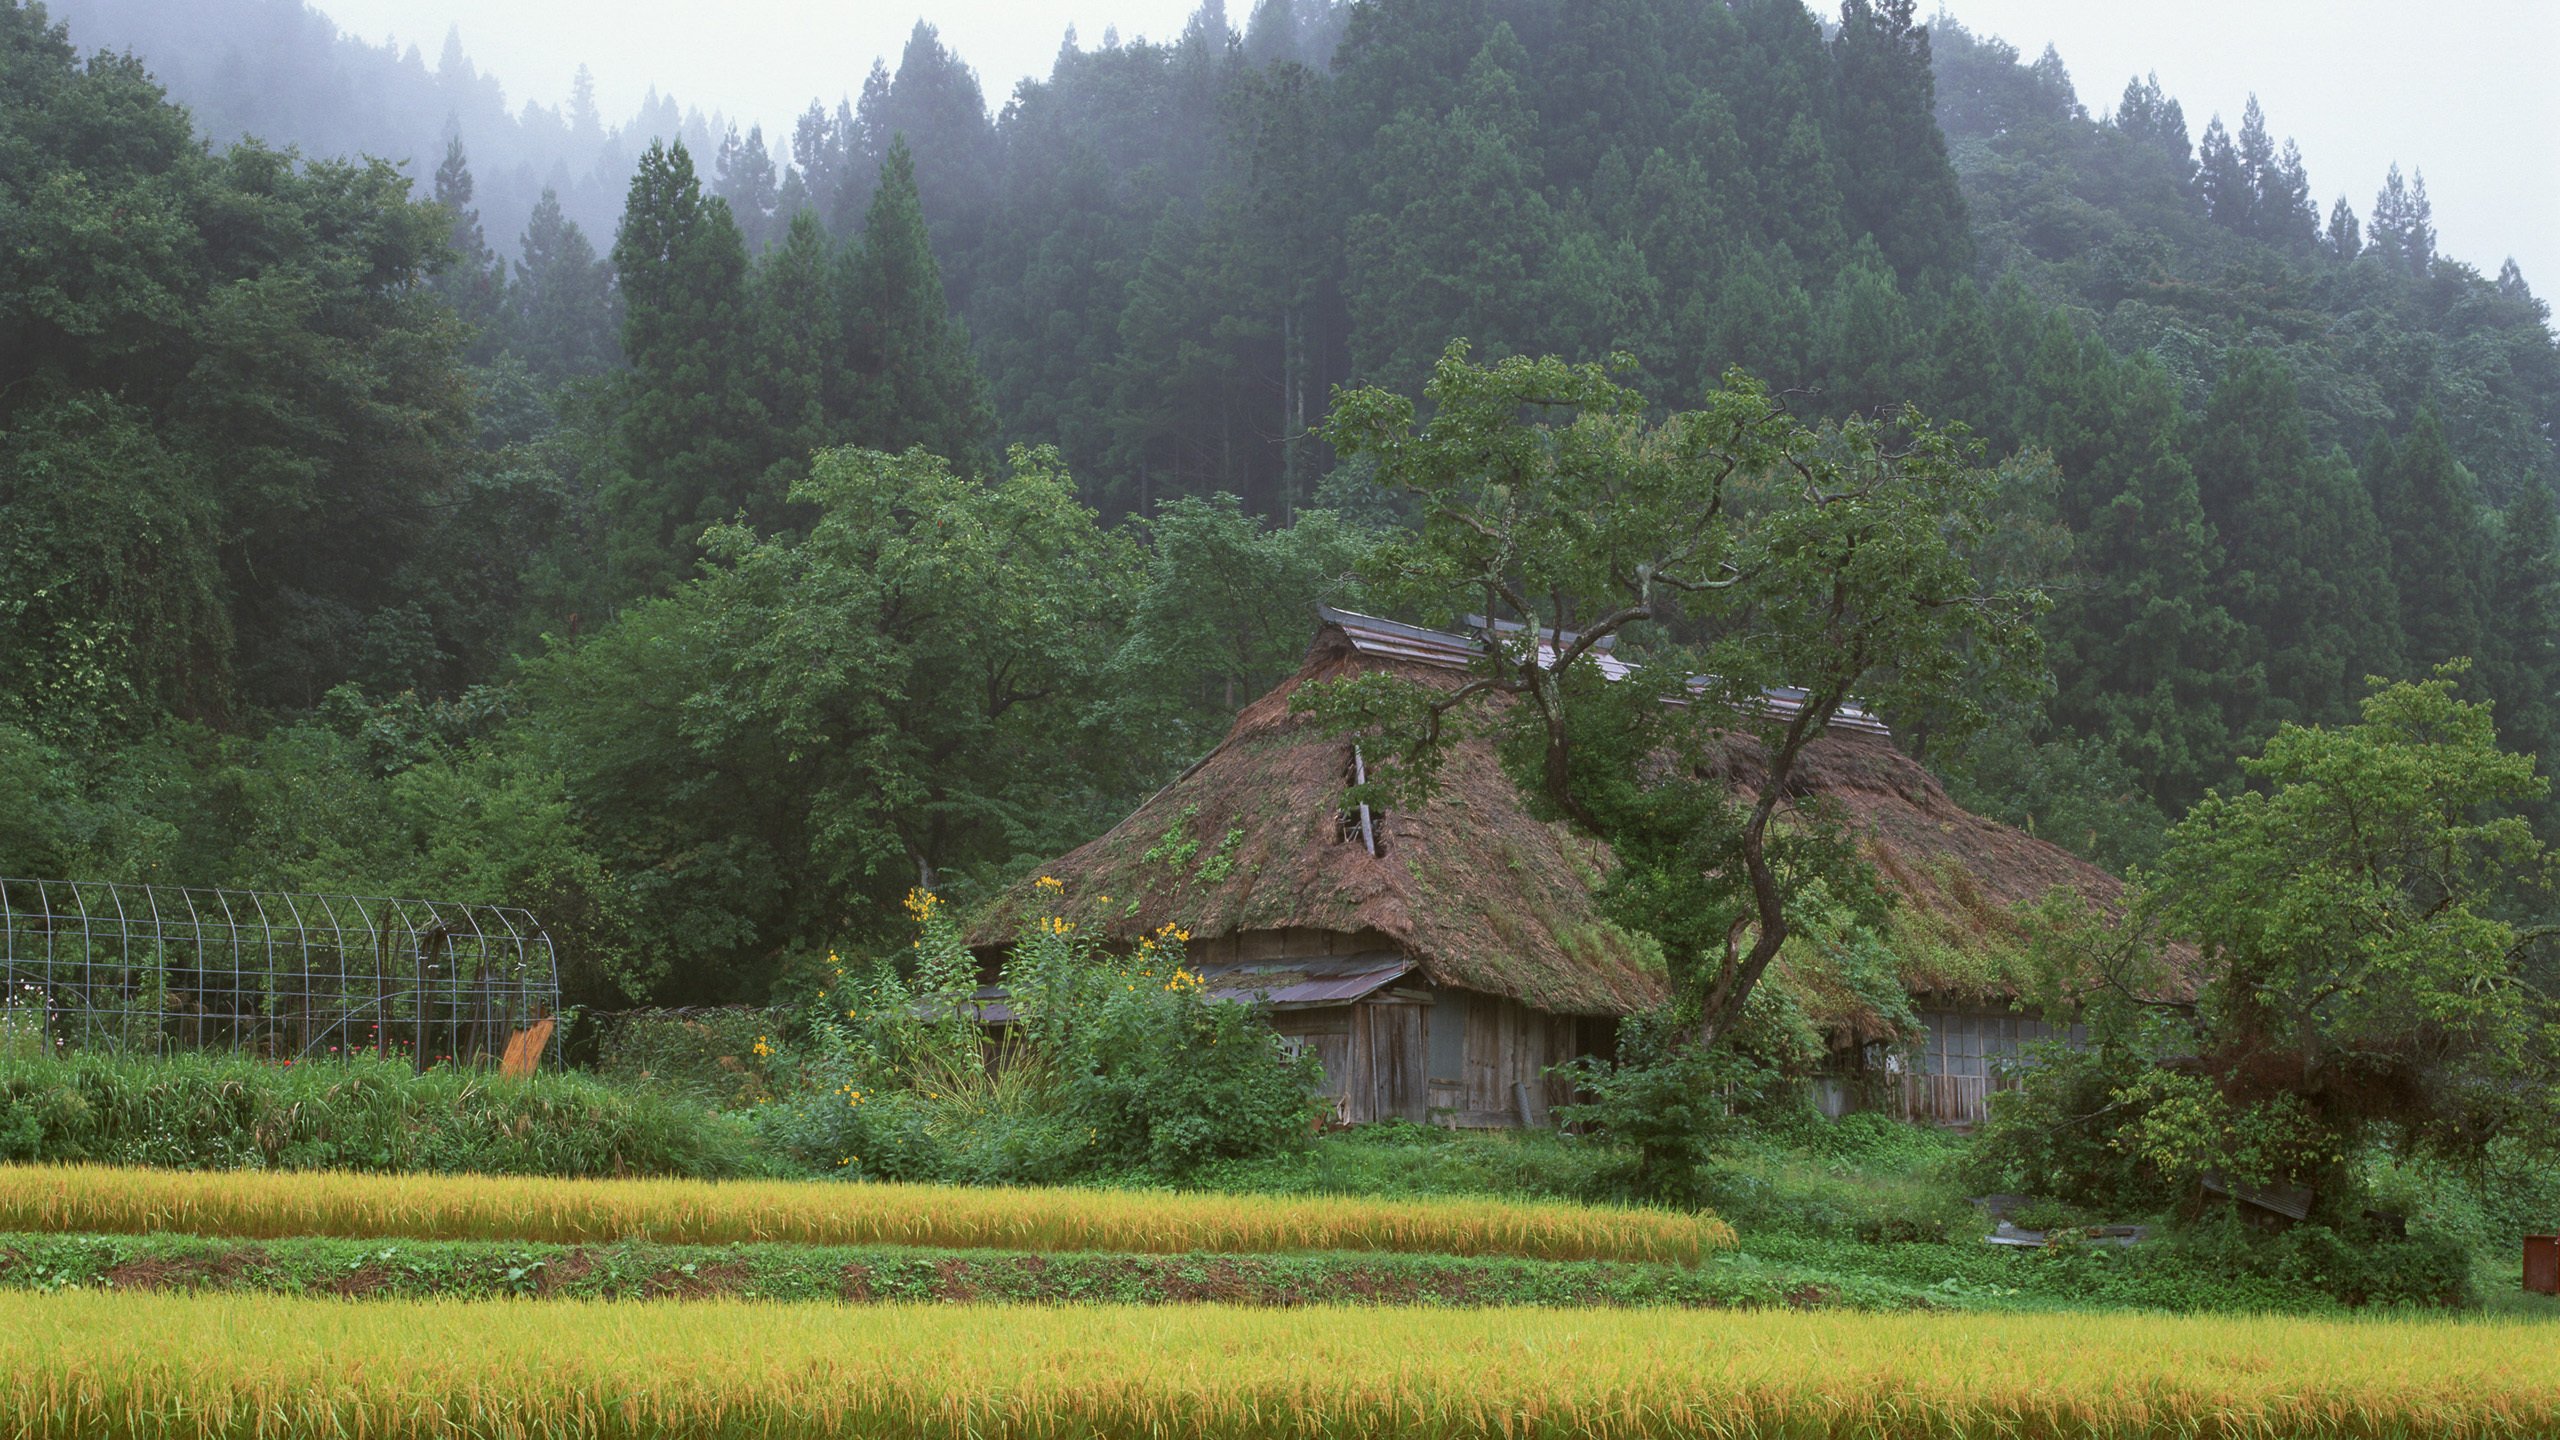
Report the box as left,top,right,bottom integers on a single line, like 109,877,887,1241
1895,1005,2088,1126
1425,989,1593,1128
1270,985,1607,1128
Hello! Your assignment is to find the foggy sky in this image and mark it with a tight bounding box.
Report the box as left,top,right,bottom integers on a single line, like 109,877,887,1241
315,0,2559,295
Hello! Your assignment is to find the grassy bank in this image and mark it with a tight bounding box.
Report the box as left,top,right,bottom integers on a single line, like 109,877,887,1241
0,1053,771,1178
0,1164,1728,1263
11,1292,2560,1438
0,1232,1921,1309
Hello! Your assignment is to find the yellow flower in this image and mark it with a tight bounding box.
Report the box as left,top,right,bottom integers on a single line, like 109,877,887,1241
1035,875,1064,892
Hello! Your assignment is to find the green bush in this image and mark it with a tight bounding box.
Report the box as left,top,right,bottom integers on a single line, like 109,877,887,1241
0,1052,775,1178
1554,1014,1767,1206
2168,1209,2474,1309
1964,1022,2189,1214
759,887,1320,1184
593,1007,780,1111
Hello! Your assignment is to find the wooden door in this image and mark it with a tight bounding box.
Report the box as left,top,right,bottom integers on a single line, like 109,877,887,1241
1360,1000,1427,1122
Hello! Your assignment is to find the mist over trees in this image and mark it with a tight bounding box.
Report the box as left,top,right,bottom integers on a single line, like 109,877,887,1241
6,0,2558,1006
40,0,728,261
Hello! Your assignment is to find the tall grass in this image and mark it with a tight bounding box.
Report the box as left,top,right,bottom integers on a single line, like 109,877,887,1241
0,1163,1728,1263
7,1293,2557,1438
0,1052,773,1178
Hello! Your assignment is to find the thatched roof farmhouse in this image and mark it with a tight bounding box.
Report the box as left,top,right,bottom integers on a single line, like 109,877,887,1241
981,608,2133,1126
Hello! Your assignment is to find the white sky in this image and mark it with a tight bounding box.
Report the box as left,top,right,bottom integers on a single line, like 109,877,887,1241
317,0,2560,293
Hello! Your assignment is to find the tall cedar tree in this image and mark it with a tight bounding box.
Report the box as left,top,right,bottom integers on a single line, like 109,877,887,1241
508,187,618,385
837,138,995,465
1826,0,1971,281
611,139,766,588
750,208,838,517
2365,408,2490,673
430,134,506,362
2192,350,2405,735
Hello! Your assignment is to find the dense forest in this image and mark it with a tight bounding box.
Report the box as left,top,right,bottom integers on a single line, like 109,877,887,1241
4,0,2555,1007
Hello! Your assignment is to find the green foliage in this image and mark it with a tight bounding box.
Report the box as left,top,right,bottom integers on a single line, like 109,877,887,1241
2154,667,2554,1183
1311,347,2043,1046
0,1230,1919,1310
837,138,995,466
1981,669,2560,1222
609,139,767,590
1194,1121,1631,1205
1556,1014,1766,1206
759,887,1318,1183
0,1052,773,1178
525,444,1134,1000
2,4,473,722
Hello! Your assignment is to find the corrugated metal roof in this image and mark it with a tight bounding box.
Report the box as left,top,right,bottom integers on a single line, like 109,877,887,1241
965,953,1416,1024
1204,953,1415,1006
1316,606,1891,736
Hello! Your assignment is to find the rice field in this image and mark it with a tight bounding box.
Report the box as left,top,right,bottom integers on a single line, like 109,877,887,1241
8,1291,2555,1439
0,1164,1726,1264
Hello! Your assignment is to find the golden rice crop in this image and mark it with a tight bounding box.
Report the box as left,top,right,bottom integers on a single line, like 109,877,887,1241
0,1163,1727,1264
8,1292,2557,1439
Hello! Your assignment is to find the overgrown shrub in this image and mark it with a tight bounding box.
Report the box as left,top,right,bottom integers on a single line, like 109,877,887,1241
1965,1020,2189,1213
2167,1210,2473,1309
593,1007,781,1111
759,885,1320,1183
1555,1013,1770,1207
0,1052,774,1178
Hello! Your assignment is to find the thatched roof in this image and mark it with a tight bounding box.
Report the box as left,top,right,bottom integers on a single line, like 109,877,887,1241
980,613,2136,1021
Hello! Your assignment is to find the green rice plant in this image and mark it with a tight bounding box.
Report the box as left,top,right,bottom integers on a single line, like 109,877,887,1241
4,1292,2557,1438
0,1163,1730,1263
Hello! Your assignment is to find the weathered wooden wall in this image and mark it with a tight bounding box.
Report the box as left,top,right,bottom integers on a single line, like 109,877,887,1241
1269,986,1606,1127
1423,988,1598,1128
1896,1004,2087,1125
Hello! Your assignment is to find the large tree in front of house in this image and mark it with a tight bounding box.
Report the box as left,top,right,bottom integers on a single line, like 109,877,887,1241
1306,343,2045,1047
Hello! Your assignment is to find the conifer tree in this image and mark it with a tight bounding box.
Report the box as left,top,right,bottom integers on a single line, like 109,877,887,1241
1826,0,1970,281
857,24,999,304
508,188,618,385
2042,354,2246,809
2193,350,2405,733
2196,115,2249,232
2324,197,2362,261
2365,409,2490,671
1343,24,1556,385
1242,0,1302,66
836,137,994,464
430,134,506,362
2368,163,2437,276
714,123,782,254
751,209,839,520
2113,72,2190,168
1815,240,1920,414
611,139,765,583
2483,482,2560,761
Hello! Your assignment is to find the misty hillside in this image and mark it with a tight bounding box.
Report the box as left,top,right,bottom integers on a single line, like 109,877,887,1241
39,0,731,260
7,0,2559,1004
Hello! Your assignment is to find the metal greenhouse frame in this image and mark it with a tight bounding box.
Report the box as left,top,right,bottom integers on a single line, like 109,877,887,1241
0,879,558,1068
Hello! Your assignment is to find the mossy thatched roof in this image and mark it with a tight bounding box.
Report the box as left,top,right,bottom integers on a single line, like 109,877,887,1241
980,619,2137,1022
975,628,1663,1015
